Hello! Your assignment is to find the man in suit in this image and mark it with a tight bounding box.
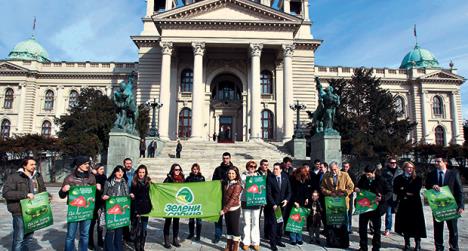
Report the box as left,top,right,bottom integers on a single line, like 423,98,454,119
266,163,291,251
425,156,464,251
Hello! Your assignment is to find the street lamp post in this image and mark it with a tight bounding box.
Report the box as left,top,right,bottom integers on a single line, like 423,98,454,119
147,98,163,137
289,100,307,138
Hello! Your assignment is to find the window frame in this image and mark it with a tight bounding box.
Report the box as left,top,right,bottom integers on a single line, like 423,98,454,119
44,90,55,111
178,108,192,138
3,88,14,109
1,119,11,139
261,109,274,140
180,69,193,93
260,70,273,95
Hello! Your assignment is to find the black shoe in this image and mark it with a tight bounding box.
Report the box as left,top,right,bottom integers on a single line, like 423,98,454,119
297,240,303,245
270,245,278,251
187,233,194,239
88,244,95,250
194,235,200,241
277,242,286,247
290,241,297,246
212,236,220,244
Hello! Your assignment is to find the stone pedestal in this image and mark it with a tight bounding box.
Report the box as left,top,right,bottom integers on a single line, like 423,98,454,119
107,132,140,175
292,138,307,160
310,133,342,165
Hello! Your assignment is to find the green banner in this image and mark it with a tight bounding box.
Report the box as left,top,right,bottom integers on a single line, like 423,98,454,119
325,196,347,225
20,192,53,234
354,190,377,215
285,207,310,233
105,196,131,230
425,186,461,222
245,175,267,207
67,186,96,223
147,180,222,222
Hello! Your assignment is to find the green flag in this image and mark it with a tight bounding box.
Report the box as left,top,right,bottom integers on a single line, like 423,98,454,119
147,180,222,222
245,175,267,207
285,207,310,233
20,192,53,234
325,196,347,225
67,186,96,223
354,190,378,215
425,186,461,222
105,196,131,230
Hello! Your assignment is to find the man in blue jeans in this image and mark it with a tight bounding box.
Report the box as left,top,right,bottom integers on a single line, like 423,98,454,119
381,157,402,236
3,157,47,251
59,156,98,251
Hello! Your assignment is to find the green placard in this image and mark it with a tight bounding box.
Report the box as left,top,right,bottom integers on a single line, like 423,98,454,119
354,190,378,215
425,186,461,222
274,206,284,223
147,181,222,222
285,207,310,233
20,192,53,234
105,196,131,230
245,175,267,207
67,186,96,223
325,196,347,225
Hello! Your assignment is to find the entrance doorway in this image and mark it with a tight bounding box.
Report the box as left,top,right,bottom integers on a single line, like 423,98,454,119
218,116,233,143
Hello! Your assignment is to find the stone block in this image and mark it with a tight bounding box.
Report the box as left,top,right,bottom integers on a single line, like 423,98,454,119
310,133,342,165
107,132,140,175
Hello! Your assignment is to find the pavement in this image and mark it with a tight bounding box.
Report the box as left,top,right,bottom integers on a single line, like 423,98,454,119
1,187,467,251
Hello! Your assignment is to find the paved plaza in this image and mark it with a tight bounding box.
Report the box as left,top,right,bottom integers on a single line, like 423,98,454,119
1,187,467,251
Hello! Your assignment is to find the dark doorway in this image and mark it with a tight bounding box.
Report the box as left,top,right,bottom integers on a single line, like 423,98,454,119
218,116,233,143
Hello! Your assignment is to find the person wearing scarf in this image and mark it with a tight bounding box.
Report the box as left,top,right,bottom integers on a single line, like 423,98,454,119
221,166,243,251
162,164,184,249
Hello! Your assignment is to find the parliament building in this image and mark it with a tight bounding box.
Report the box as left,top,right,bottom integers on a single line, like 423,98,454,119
0,0,465,146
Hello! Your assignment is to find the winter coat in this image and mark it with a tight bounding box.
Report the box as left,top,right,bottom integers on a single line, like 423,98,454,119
93,173,107,209
163,174,185,183
103,178,129,197
381,166,403,198
59,169,96,200
2,169,47,216
222,180,243,213
185,173,206,183
130,179,152,215
307,200,323,228
393,174,426,238
212,162,234,183
290,177,312,207
321,170,354,209
356,174,392,216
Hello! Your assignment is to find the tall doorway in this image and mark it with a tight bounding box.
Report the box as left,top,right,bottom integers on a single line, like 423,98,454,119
218,116,233,143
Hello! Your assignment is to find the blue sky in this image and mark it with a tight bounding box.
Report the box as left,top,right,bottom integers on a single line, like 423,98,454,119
1,0,467,119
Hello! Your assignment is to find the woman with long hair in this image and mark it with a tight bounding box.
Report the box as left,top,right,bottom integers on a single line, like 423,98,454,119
221,166,243,251
185,163,206,241
163,163,184,249
289,165,312,245
130,165,152,251
240,161,261,251
102,165,133,251
394,161,426,251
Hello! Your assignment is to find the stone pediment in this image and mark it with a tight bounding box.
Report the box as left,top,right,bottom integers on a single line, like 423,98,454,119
0,62,29,72
419,70,464,82
153,0,302,27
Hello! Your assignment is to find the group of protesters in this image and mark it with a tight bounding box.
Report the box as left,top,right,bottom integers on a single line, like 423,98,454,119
2,152,465,251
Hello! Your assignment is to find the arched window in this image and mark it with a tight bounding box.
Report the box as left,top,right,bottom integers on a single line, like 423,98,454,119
1,119,11,139
4,88,14,109
260,70,273,94
261,109,274,140
69,90,79,109
178,108,192,138
41,120,52,137
433,95,443,117
180,69,193,93
435,126,445,146
44,90,54,111
394,96,405,117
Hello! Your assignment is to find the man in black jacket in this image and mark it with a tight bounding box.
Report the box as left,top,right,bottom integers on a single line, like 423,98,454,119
425,157,464,251
355,165,392,251
266,163,291,251
211,152,235,243
2,156,47,251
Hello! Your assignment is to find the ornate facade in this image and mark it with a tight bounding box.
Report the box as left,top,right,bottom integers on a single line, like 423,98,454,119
0,0,465,146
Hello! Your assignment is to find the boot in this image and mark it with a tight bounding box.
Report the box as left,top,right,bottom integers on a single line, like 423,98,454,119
224,239,233,251
187,220,195,239
232,240,240,251
195,223,202,241
403,236,411,251
163,235,171,249
173,236,181,247
414,238,421,251
140,231,147,251
134,237,142,251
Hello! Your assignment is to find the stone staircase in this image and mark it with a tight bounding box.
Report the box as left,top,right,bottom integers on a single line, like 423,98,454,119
138,141,291,182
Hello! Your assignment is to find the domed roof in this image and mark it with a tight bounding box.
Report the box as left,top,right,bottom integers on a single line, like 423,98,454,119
400,44,439,69
8,37,50,62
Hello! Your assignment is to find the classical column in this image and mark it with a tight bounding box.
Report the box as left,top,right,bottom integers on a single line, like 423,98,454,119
302,0,310,20
420,90,428,143
146,0,154,17
450,91,460,143
16,82,27,132
284,0,290,14
249,43,263,140
165,0,172,11
190,42,205,140
282,44,295,140
158,42,173,140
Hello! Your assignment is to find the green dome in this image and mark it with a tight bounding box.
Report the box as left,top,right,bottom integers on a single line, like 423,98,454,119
400,44,439,69
8,37,50,62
